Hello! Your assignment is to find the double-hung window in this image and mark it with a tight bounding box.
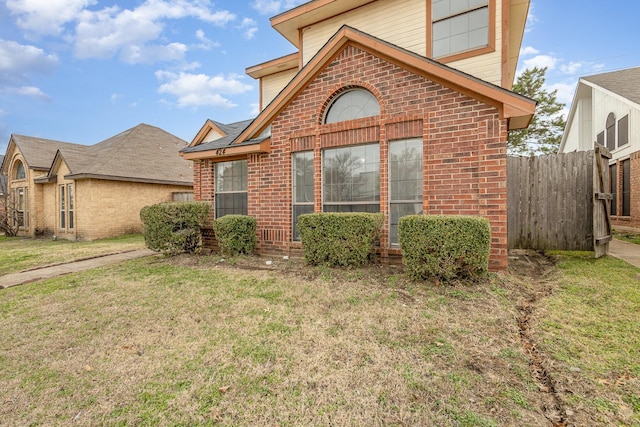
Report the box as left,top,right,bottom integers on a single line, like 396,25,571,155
215,160,248,218
389,138,423,245
15,187,27,227
432,0,490,58
323,144,380,213
59,185,66,229
610,163,617,216
292,152,314,240
622,159,631,216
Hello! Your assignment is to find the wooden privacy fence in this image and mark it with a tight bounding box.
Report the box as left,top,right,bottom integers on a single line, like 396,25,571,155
507,145,611,255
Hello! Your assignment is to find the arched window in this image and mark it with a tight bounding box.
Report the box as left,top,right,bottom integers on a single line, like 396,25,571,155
14,161,26,180
606,113,616,151
324,88,380,124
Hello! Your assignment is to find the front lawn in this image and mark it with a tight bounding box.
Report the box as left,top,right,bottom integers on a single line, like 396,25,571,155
0,251,638,426
0,234,145,276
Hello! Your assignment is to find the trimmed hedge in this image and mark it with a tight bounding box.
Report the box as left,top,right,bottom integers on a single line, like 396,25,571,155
399,215,491,281
212,215,257,256
140,201,210,255
298,212,384,267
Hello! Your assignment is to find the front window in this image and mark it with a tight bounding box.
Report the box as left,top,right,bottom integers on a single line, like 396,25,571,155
610,163,617,216
15,187,27,227
59,185,66,229
622,159,631,216
215,160,248,218
323,143,380,213
432,0,490,58
14,161,26,180
292,152,314,241
324,89,380,124
389,138,423,245
68,184,74,229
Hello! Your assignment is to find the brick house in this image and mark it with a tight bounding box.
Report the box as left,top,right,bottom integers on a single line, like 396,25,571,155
559,66,640,229
182,0,535,271
0,124,193,240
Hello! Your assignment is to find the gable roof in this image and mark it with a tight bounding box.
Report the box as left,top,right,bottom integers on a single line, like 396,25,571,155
187,119,254,152
7,124,193,186
581,66,640,106
182,25,535,161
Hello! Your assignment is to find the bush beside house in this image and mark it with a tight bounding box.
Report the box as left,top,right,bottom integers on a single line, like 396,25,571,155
212,215,257,256
399,215,491,282
140,201,210,255
298,213,384,267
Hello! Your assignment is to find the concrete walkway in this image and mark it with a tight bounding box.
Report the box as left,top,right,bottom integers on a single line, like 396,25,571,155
608,238,640,269
0,249,156,289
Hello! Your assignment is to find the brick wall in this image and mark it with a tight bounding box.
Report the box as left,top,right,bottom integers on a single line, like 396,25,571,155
75,179,192,241
202,45,510,270
611,150,640,229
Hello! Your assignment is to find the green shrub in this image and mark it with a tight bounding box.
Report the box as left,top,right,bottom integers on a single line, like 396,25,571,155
140,202,210,255
298,212,384,267
212,215,257,256
399,215,491,281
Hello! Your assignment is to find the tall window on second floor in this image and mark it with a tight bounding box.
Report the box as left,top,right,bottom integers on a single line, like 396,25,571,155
618,115,629,148
606,113,616,151
14,161,26,180
432,0,490,58
324,89,380,124
215,160,248,218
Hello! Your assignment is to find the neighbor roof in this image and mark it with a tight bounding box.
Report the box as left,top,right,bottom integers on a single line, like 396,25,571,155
9,124,193,186
582,66,640,106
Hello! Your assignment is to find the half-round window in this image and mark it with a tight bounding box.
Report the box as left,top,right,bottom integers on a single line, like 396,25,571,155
14,161,26,180
324,89,380,124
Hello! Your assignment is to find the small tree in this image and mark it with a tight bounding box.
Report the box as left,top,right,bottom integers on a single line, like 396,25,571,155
508,67,566,156
0,179,21,237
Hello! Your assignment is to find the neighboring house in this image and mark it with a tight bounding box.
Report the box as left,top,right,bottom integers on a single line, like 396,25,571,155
559,66,640,229
0,154,6,219
182,0,536,271
0,124,193,240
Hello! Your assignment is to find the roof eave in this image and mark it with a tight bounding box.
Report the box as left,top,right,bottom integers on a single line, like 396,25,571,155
182,138,271,161
65,173,193,186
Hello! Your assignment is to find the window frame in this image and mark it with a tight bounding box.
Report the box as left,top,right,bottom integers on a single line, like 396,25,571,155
389,138,424,246
59,184,66,230
618,115,629,148
67,184,75,230
292,151,314,241
323,88,380,124
14,161,26,180
214,159,248,218
428,0,495,62
322,142,380,214
622,158,631,217
610,163,617,216
606,112,616,151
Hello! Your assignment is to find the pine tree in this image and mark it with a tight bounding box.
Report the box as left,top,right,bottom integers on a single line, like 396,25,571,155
508,67,566,156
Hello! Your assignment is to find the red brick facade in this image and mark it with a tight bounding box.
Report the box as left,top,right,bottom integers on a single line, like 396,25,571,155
196,45,510,271
611,150,640,229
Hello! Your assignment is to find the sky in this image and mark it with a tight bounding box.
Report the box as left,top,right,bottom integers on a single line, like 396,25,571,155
1,0,640,154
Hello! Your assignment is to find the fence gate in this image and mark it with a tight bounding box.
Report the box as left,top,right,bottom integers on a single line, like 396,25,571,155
593,144,612,258
507,146,611,257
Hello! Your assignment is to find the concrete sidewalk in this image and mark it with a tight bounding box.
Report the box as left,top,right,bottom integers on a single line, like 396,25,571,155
608,238,640,269
0,249,156,289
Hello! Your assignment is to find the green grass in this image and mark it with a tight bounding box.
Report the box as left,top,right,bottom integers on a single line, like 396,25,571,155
0,234,144,275
0,247,639,426
540,252,640,426
613,229,640,245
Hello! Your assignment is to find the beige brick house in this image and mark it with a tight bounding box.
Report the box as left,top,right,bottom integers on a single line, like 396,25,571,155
182,0,536,270
1,123,193,240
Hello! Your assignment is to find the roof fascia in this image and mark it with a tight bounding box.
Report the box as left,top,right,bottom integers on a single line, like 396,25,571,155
182,139,271,161
64,173,193,186
233,26,535,144
246,53,299,79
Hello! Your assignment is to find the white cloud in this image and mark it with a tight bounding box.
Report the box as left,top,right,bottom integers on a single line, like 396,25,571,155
120,42,188,64
11,85,51,100
238,18,258,40
250,102,260,116
194,29,220,50
520,46,539,56
0,39,57,99
251,0,307,15
522,54,558,71
6,0,95,36
559,61,584,76
155,70,253,108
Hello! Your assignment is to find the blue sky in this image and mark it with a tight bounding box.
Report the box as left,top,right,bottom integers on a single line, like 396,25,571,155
1,0,640,153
